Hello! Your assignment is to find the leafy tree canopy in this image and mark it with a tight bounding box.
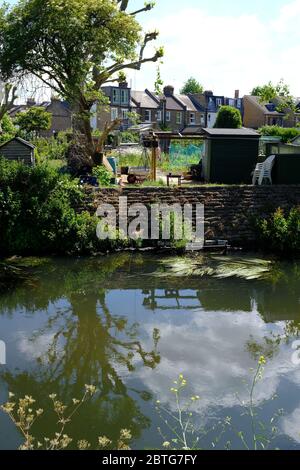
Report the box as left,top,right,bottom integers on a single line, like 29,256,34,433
180,77,204,95
15,106,52,136
0,0,163,162
214,105,242,129
251,79,296,112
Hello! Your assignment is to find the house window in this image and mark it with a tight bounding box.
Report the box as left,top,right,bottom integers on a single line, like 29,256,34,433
145,109,152,123
166,111,171,122
121,108,129,120
200,114,205,125
228,99,235,107
157,110,162,121
190,113,195,124
112,89,120,105
216,98,222,107
176,112,182,125
121,89,129,105
111,108,118,120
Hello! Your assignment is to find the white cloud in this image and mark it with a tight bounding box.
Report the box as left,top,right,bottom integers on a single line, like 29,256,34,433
130,1,300,97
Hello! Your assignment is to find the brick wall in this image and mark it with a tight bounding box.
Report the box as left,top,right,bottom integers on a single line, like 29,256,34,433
81,186,300,245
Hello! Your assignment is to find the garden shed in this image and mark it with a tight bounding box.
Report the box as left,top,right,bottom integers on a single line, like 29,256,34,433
272,154,300,184
0,137,35,166
202,128,260,184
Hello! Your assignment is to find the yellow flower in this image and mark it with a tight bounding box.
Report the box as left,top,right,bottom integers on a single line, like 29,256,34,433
258,356,266,365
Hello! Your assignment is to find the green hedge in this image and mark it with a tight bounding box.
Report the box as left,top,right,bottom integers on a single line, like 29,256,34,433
258,126,300,143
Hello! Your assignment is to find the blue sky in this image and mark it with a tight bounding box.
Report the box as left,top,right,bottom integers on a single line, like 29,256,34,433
4,0,300,98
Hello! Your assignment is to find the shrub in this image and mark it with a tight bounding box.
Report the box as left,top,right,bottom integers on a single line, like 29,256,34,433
258,126,300,143
33,132,71,162
0,113,16,144
256,207,300,254
0,159,119,255
214,106,242,129
92,165,112,186
120,131,139,143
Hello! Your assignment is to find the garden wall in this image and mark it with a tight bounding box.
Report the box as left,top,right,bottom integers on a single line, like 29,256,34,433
81,186,300,245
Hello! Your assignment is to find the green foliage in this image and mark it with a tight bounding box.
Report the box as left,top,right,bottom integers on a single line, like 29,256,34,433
0,159,119,255
258,125,300,143
180,77,204,95
0,112,16,143
214,106,242,129
14,106,52,137
32,132,71,162
92,165,112,187
251,79,296,112
256,207,300,255
119,130,139,143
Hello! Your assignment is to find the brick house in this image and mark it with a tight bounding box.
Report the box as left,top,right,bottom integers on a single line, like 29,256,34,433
9,97,72,137
92,82,132,132
243,95,300,129
131,85,204,131
189,90,243,128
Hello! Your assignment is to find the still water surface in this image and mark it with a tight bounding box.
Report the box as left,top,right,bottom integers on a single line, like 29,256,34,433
1,253,300,450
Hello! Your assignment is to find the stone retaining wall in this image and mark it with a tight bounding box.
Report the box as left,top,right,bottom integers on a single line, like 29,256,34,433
81,186,300,245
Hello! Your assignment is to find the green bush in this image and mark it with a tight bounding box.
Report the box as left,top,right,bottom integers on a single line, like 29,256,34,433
92,165,112,186
0,113,16,144
258,126,300,143
256,207,300,254
0,159,120,255
33,132,71,162
214,106,242,129
120,131,139,143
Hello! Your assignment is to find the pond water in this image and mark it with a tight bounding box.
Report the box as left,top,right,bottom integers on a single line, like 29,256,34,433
1,253,300,450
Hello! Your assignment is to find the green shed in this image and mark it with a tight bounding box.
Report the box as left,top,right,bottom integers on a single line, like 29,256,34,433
272,154,300,184
202,128,260,184
0,137,35,166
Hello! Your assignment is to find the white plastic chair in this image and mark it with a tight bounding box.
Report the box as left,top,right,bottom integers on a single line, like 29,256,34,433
252,162,264,185
253,155,276,185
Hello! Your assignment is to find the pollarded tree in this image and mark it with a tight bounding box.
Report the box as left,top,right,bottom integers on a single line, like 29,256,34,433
15,106,52,138
0,0,163,165
214,106,242,129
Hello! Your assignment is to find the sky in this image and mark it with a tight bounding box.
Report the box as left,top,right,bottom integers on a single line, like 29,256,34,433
4,0,300,98
127,0,300,97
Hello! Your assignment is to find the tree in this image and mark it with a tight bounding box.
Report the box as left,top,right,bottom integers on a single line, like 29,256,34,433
180,77,204,95
214,105,242,129
15,106,52,137
0,112,16,143
251,79,296,113
0,0,163,165
0,82,18,121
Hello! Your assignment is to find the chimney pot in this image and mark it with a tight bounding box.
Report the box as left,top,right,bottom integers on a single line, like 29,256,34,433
235,90,240,99
164,85,174,97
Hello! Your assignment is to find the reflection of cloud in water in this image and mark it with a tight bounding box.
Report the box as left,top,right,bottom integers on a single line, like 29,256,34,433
281,407,300,443
16,331,58,361
135,310,300,413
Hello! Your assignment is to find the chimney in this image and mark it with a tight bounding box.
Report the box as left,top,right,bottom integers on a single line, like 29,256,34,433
163,85,174,97
234,90,240,99
119,81,128,88
26,98,36,107
204,90,213,96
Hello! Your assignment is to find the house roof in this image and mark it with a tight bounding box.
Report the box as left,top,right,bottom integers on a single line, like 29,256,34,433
131,90,158,109
0,136,35,149
244,95,285,115
181,126,204,135
202,128,259,138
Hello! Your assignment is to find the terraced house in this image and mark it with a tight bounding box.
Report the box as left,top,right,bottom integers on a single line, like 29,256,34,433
131,85,204,131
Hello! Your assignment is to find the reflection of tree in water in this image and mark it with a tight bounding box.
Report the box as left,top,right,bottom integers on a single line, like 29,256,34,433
0,254,161,447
